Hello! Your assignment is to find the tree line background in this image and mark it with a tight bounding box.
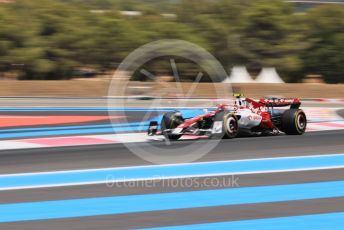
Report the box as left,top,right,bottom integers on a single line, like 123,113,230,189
0,0,343,83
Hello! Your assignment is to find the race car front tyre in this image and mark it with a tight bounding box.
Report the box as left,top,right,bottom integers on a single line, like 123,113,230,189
223,113,239,139
212,111,238,139
161,111,184,140
281,109,307,135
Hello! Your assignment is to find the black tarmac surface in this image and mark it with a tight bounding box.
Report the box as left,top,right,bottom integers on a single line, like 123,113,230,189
0,130,343,229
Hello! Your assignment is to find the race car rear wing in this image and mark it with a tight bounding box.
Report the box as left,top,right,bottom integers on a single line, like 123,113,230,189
258,98,301,109
233,94,301,109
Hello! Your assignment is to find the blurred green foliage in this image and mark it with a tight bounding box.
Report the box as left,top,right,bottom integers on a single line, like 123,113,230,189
301,6,344,83
0,0,343,82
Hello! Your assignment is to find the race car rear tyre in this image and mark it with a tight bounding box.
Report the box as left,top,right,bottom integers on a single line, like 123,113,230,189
281,109,307,135
212,112,238,139
161,111,184,140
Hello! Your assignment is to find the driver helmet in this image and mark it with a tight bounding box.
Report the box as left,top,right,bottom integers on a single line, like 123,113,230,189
235,96,247,107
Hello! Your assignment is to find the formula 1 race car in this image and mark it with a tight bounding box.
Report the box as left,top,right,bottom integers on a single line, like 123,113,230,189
147,94,307,140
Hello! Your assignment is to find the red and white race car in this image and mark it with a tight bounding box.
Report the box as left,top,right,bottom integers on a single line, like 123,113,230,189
148,94,307,140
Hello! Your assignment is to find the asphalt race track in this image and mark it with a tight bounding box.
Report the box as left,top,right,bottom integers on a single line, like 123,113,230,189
0,130,343,173
0,131,344,229
0,98,343,229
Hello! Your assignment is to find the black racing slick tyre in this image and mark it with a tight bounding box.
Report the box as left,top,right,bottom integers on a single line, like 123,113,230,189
281,109,307,135
211,111,239,139
161,111,184,140
223,113,239,139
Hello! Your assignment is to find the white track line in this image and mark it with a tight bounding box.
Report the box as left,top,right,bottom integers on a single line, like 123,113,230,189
1,166,344,191
1,153,344,177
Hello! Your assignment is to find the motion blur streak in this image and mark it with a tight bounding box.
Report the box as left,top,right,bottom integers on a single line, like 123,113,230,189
1,153,344,190
143,212,344,230
0,181,343,222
